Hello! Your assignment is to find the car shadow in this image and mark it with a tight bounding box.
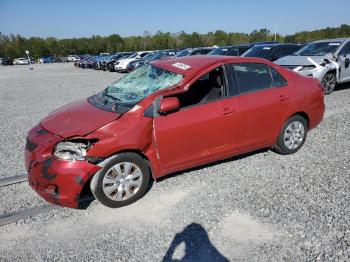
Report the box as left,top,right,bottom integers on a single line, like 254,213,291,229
334,82,350,92
156,148,268,183
162,223,229,262
77,148,268,210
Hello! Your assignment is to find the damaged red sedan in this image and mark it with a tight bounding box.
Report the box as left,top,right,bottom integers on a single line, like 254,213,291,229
25,56,325,208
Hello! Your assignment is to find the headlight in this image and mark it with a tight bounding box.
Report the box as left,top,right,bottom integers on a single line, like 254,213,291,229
54,141,88,161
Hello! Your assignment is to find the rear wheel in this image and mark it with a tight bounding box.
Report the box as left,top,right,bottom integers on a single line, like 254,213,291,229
274,115,308,155
90,153,151,208
321,72,336,95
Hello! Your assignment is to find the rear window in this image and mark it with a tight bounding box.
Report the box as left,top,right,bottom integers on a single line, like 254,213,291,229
233,63,272,93
230,63,287,94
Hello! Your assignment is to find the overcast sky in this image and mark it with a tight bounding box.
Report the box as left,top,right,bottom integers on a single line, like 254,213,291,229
0,0,349,38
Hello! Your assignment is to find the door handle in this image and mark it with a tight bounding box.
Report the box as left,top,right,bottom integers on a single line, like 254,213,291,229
279,95,290,101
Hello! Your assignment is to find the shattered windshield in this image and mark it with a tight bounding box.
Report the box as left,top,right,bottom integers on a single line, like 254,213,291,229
296,42,342,56
104,65,183,104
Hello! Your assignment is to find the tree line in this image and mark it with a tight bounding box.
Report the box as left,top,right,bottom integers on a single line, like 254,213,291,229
1,24,349,59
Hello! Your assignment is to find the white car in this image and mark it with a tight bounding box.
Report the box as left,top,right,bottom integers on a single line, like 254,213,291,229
13,58,29,65
114,51,151,72
275,38,350,95
66,55,80,62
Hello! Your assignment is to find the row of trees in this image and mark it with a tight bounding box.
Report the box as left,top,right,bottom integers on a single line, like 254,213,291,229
1,24,349,59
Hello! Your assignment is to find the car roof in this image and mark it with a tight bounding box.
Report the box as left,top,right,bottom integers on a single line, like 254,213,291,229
152,55,271,76
312,38,350,43
252,43,299,47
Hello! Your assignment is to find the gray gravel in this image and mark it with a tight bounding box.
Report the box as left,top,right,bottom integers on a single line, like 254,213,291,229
0,63,349,261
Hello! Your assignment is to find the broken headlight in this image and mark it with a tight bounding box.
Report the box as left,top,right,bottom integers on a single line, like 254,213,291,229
54,141,88,161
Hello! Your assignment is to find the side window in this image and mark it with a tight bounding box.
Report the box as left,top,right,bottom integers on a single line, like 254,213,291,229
140,53,148,58
190,50,201,55
174,67,225,108
271,46,299,60
226,48,239,56
270,67,287,87
238,47,250,55
199,49,211,55
339,42,350,56
232,63,272,94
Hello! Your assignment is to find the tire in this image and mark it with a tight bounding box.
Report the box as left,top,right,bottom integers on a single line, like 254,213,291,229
90,153,151,208
273,115,308,155
321,72,336,95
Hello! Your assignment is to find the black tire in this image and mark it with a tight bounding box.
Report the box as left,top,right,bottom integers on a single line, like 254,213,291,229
321,72,336,95
90,153,151,208
273,115,308,155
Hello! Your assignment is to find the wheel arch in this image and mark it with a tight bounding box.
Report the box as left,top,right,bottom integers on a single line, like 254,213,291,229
290,111,310,128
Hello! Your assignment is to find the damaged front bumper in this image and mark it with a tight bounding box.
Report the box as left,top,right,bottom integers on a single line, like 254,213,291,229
292,57,340,82
25,125,101,208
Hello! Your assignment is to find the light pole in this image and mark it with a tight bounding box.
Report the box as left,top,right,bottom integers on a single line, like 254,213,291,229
25,50,33,70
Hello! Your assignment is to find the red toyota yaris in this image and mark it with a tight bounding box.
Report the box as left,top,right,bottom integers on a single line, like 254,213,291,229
25,56,325,208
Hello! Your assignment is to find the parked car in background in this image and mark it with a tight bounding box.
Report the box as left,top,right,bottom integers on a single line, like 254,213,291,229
55,56,68,63
126,51,156,71
101,52,133,72
67,55,80,62
176,47,214,57
74,55,90,67
26,55,324,209
127,50,176,71
38,56,55,63
242,43,302,62
114,51,152,72
13,58,30,65
1,57,14,65
275,38,350,94
91,56,109,70
209,45,252,56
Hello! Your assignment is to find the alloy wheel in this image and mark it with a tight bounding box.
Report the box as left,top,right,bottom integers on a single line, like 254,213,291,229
283,121,305,150
322,73,336,95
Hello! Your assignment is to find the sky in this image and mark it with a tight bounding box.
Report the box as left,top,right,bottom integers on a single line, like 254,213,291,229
0,0,349,38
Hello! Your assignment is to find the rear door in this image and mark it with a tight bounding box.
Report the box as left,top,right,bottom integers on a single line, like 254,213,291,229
228,62,293,150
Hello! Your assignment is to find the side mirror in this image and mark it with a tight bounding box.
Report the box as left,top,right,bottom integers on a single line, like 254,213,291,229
159,97,180,114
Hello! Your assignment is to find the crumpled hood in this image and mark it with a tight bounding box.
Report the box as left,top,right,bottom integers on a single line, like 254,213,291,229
275,54,333,66
41,99,120,138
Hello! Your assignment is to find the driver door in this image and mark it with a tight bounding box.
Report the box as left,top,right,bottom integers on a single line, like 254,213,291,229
153,67,239,173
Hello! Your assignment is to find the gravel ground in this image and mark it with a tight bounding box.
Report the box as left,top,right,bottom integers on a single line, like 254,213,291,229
0,63,349,261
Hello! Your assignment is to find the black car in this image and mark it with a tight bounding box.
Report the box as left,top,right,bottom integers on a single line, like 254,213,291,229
208,45,252,56
1,57,14,65
242,43,302,61
176,47,214,57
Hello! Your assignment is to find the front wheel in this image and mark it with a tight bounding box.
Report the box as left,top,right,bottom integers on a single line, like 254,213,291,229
90,153,151,208
321,72,336,95
274,115,308,155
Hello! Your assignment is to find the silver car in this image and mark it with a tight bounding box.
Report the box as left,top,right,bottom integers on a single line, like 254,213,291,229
275,38,350,94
